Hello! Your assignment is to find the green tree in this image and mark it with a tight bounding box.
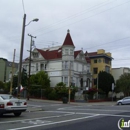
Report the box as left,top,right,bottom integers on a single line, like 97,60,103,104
56,82,66,87
116,73,130,96
30,71,50,90
98,71,115,96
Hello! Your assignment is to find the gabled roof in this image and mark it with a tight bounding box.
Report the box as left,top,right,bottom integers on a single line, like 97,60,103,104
74,50,81,58
62,30,75,47
37,48,62,60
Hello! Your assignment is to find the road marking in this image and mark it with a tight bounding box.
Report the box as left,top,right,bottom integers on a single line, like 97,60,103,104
21,120,52,125
8,114,100,130
0,112,74,124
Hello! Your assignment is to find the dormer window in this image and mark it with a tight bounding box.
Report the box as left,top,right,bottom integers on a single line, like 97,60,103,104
33,52,39,58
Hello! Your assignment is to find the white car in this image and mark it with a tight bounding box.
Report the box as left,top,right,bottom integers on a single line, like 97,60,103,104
0,94,27,116
117,97,130,105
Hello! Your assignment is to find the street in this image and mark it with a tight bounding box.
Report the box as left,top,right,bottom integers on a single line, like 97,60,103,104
0,100,130,130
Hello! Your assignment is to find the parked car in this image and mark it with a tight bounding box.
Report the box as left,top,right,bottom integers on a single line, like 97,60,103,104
117,97,130,105
0,94,27,116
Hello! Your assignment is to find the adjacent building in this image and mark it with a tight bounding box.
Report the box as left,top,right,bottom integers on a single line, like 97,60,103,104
0,58,18,82
85,49,113,86
22,30,92,90
112,67,130,83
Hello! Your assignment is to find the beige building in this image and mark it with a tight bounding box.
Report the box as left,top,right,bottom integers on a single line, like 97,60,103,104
112,67,130,83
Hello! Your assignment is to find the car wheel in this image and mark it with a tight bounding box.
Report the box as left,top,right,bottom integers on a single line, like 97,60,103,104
14,112,21,117
118,102,122,105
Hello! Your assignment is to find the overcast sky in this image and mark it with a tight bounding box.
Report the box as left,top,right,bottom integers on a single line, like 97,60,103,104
1,0,130,68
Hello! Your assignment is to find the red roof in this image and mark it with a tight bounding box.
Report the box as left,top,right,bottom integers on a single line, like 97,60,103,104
37,48,62,60
87,52,97,56
85,57,91,63
74,50,81,58
62,30,75,47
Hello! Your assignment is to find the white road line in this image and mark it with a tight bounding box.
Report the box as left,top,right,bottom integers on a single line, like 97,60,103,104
0,112,74,124
8,114,100,130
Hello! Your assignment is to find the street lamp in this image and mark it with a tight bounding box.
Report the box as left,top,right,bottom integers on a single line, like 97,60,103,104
17,14,39,97
25,18,39,26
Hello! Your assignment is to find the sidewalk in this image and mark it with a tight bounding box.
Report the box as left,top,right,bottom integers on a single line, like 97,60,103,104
26,98,116,112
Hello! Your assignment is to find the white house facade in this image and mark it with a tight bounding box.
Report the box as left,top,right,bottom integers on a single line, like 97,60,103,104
22,30,92,90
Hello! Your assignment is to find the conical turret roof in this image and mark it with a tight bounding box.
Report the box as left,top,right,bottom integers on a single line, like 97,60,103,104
62,30,75,47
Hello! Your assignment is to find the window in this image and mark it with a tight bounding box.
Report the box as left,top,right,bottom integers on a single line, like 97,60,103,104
65,49,69,54
105,58,109,64
64,77,68,85
33,52,39,58
98,59,101,63
45,64,47,70
70,61,73,69
70,49,73,55
40,64,44,70
105,66,110,73
93,68,98,74
94,59,97,63
93,79,97,85
65,61,68,69
36,63,38,71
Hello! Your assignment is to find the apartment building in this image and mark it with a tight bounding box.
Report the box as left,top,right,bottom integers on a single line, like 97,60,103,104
0,58,18,82
85,49,113,86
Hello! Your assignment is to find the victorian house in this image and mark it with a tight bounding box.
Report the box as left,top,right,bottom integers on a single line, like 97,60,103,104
22,30,92,90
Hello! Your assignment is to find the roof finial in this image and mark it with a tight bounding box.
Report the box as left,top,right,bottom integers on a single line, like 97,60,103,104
67,29,70,33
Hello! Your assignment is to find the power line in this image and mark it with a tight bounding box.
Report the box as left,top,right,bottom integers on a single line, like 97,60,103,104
83,36,130,50
34,0,130,36
1,0,129,44
32,0,112,34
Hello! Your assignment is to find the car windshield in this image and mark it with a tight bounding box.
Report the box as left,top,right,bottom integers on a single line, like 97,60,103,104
1,95,16,100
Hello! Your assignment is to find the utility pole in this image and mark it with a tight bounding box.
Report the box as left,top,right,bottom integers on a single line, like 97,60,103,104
10,49,16,94
68,61,71,104
97,74,98,99
18,14,26,97
27,34,36,100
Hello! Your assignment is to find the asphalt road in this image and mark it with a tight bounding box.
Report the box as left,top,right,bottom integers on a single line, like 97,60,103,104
0,100,130,130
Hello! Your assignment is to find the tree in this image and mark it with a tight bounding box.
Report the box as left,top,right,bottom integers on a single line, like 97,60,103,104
98,71,115,96
30,71,50,90
116,73,130,96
